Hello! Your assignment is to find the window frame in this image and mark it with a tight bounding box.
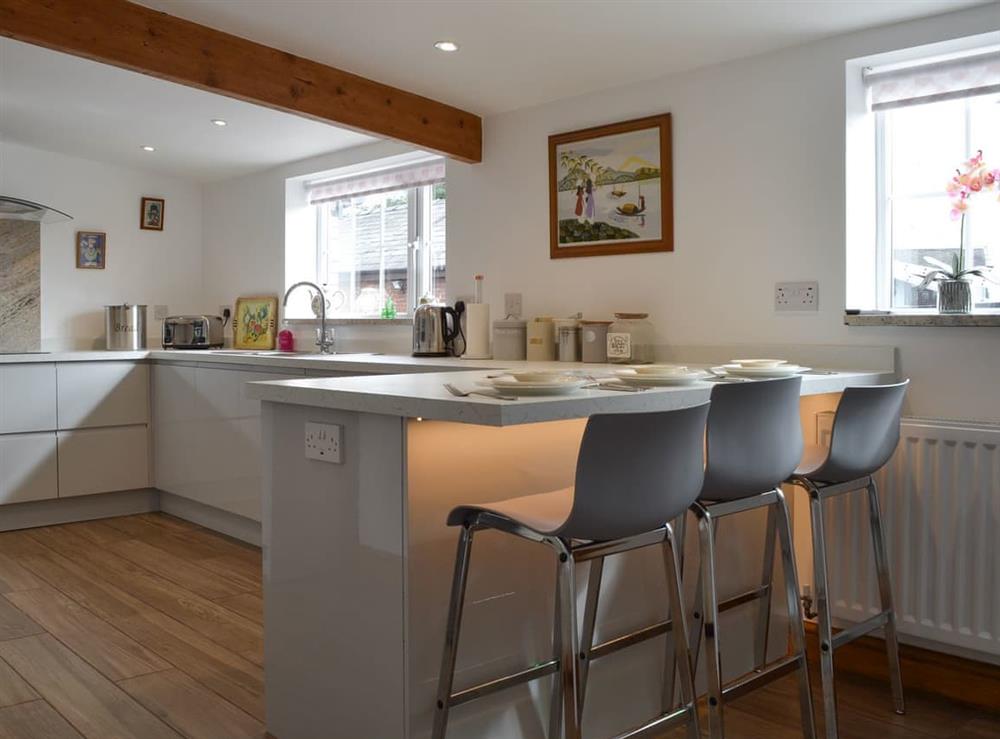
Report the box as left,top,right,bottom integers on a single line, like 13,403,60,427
313,182,444,318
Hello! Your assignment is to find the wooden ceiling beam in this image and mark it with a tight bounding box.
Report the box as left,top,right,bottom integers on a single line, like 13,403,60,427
0,0,482,162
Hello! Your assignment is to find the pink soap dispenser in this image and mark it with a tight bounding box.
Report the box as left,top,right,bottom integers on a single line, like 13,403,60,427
277,320,295,352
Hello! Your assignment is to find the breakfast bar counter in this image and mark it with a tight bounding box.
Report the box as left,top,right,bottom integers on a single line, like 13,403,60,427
248,366,893,739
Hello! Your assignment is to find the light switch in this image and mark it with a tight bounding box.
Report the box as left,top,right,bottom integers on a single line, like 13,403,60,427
305,422,342,463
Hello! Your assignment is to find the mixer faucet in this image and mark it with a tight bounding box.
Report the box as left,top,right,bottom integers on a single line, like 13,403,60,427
283,281,333,354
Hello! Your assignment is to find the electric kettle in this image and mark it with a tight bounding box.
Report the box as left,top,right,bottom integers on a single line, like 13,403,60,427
412,298,462,356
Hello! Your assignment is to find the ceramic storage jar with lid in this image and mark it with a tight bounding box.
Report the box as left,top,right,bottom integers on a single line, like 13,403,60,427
606,312,654,364
493,319,527,361
526,317,556,361
580,320,612,363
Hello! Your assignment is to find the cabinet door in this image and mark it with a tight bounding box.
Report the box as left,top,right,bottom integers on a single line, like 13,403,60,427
0,364,57,433
57,362,149,429
0,432,58,504
57,426,150,497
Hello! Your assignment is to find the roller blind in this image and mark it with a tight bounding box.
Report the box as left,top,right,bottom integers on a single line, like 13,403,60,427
864,50,1000,111
306,159,445,205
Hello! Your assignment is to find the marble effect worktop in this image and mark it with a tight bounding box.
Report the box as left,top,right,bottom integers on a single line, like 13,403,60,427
246,368,895,426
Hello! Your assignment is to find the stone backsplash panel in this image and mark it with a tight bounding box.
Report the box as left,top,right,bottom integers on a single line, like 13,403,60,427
0,220,41,351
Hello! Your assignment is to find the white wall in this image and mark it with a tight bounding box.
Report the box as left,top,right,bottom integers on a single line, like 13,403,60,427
446,3,1000,422
0,141,204,349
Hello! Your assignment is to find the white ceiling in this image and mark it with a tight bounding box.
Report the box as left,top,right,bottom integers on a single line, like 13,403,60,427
135,0,994,116
0,38,377,182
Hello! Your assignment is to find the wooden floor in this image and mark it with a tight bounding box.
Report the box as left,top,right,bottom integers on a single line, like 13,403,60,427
0,513,992,739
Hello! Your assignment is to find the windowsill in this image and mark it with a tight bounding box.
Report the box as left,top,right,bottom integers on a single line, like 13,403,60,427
285,317,413,327
844,312,1000,327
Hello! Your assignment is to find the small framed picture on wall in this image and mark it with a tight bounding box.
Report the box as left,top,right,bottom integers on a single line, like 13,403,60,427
140,197,165,231
76,231,106,270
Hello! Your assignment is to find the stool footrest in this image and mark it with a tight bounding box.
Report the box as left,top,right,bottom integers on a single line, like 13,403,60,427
718,583,771,613
590,618,674,661
722,654,801,702
831,611,889,650
609,705,697,739
448,659,559,708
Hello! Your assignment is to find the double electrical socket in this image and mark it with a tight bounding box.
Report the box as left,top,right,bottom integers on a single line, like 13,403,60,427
305,422,343,464
775,282,819,311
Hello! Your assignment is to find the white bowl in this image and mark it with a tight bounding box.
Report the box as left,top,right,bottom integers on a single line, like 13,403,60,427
508,371,568,383
729,358,787,368
630,364,689,375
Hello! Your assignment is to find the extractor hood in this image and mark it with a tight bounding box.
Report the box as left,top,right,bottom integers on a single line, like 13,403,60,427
0,196,72,223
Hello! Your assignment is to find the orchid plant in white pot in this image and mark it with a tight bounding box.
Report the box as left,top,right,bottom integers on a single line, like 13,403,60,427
919,150,999,313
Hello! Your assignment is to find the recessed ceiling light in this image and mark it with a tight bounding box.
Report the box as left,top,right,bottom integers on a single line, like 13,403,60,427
211,119,228,127
434,40,459,53
141,145,156,152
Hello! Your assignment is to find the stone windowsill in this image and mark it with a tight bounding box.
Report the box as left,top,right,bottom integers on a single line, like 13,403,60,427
844,312,1000,327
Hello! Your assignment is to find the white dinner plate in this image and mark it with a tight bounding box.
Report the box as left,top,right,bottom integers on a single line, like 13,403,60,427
615,372,709,387
715,364,810,378
487,376,589,396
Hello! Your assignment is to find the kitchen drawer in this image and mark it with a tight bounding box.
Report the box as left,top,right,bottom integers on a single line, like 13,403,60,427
57,426,149,497
0,432,58,504
57,362,149,429
0,364,57,433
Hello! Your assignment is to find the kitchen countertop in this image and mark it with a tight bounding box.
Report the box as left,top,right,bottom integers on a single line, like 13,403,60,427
245,368,895,426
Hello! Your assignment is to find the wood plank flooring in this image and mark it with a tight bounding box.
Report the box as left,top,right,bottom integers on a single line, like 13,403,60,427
0,512,993,739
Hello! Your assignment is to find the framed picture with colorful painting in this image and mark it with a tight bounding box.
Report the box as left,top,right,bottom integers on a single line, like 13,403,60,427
233,296,278,350
549,113,673,259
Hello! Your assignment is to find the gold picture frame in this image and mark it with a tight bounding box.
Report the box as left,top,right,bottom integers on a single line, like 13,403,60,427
233,296,279,350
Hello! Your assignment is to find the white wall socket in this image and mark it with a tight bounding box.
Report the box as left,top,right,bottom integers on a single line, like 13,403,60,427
775,281,819,311
504,292,523,318
152,305,169,320
305,422,343,464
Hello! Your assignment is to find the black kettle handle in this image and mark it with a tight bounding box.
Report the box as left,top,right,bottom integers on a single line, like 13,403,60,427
441,306,461,344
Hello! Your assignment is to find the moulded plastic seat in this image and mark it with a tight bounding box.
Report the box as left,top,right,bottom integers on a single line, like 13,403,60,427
446,403,710,543
446,487,573,534
699,376,805,502
793,381,909,485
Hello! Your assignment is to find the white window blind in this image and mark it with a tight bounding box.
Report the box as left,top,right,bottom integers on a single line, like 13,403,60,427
306,160,446,205
864,50,1000,111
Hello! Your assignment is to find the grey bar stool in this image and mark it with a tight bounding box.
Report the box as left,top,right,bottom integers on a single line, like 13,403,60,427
679,376,817,739
431,403,710,739
789,380,909,739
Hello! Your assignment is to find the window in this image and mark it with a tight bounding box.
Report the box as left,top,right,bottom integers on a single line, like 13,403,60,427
304,159,446,317
877,94,1000,309
868,50,1000,310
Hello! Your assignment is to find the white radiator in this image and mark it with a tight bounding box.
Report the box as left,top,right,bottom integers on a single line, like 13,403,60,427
814,416,1000,659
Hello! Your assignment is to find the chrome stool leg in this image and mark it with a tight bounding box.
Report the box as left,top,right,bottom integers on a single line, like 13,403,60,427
575,556,604,723
754,504,777,672
808,489,839,739
775,490,817,739
548,557,564,739
663,524,700,739
554,543,581,739
866,478,905,716
432,524,476,739
695,504,725,739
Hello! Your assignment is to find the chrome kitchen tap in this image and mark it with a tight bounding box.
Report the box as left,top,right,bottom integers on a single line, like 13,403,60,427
283,281,333,354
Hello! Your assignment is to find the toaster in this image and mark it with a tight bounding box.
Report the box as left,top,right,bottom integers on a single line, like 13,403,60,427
162,315,226,349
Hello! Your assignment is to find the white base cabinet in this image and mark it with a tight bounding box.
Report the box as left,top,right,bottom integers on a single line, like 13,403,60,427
153,363,304,522
0,432,58,504
57,426,150,498
0,364,57,434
